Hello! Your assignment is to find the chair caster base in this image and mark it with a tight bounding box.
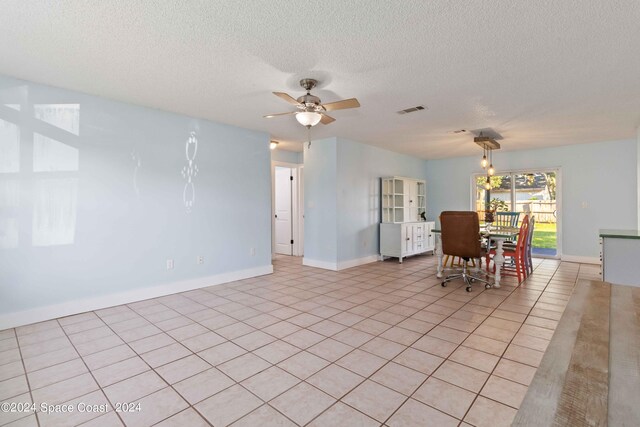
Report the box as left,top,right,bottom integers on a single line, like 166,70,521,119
465,286,472,292
441,282,447,287
485,284,492,289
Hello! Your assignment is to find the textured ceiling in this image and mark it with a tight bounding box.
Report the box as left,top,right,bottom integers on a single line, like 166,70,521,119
1,0,639,158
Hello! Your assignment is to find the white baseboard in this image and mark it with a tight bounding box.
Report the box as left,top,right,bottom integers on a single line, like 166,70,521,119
337,255,379,270
561,255,601,264
302,258,338,271
303,255,379,271
0,265,273,330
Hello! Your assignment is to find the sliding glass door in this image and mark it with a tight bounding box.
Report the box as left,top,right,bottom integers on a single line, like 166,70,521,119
473,169,559,257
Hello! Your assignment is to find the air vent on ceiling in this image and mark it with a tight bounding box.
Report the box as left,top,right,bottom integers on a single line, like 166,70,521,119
397,105,427,115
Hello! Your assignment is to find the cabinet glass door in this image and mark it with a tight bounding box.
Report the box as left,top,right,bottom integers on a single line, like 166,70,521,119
393,178,405,222
417,181,425,220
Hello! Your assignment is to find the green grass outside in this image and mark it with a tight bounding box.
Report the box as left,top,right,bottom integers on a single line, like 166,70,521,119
532,222,557,249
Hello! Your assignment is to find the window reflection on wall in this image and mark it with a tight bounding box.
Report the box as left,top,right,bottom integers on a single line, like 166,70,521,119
0,180,19,249
0,119,19,173
33,133,79,172
34,104,79,135
32,178,78,247
0,97,81,248
33,104,80,172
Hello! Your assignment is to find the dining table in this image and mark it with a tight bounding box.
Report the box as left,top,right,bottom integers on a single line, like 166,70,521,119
432,226,520,288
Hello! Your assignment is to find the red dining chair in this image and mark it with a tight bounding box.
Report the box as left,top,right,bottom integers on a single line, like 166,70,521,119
486,215,529,283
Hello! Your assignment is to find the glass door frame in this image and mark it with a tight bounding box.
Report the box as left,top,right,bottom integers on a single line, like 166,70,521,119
470,167,562,259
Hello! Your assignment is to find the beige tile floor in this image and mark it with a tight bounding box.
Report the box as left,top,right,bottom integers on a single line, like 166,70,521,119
0,255,600,427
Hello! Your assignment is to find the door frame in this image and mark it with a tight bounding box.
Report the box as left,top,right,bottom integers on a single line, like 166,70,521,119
470,167,562,259
272,161,304,257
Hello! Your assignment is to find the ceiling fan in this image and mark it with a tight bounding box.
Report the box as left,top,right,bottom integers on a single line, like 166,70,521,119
264,78,360,127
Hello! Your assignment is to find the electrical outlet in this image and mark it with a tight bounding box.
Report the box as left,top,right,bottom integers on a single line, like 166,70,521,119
166,259,174,270
250,247,256,256
197,256,204,264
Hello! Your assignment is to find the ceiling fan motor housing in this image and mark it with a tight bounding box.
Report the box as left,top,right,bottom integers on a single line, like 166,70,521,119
297,93,323,111
299,78,318,92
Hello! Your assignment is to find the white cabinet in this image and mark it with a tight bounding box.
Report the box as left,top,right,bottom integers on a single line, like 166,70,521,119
380,176,432,263
600,231,640,287
380,221,435,263
381,177,426,223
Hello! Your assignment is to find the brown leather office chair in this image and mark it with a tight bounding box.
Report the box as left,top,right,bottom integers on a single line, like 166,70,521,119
440,211,493,292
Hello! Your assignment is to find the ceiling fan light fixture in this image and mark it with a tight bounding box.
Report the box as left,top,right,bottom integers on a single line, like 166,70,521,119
295,111,322,127
269,141,279,150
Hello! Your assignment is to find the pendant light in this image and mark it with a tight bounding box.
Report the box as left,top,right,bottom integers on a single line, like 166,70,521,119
475,132,501,181
488,148,495,176
481,146,488,169
474,131,502,194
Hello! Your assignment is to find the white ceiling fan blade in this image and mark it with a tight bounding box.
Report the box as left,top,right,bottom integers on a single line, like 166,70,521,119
273,92,301,106
322,98,360,111
320,114,336,124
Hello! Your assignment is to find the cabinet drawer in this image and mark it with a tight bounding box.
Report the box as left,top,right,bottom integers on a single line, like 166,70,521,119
413,225,425,242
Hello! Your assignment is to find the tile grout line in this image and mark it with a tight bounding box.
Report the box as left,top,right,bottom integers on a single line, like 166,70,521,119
457,261,581,421
451,261,565,423
53,317,129,427
95,304,219,427
3,256,585,426
371,261,554,425
11,329,41,427
302,260,541,425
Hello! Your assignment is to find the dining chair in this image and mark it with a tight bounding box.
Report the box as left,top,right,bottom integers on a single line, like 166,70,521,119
495,212,520,228
486,215,529,283
524,216,536,275
503,215,536,277
494,211,521,264
442,213,478,269
443,254,476,268
440,211,492,292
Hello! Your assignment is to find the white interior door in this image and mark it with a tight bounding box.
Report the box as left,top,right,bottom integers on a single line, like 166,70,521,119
275,167,293,255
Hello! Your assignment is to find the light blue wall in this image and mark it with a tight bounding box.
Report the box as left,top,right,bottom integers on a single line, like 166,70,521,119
303,137,428,265
0,75,272,316
303,137,338,263
271,149,302,164
425,139,637,258
336,138,428,262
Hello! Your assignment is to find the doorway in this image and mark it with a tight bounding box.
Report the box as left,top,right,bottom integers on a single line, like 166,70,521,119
473,169,560,257
272,162,303,257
